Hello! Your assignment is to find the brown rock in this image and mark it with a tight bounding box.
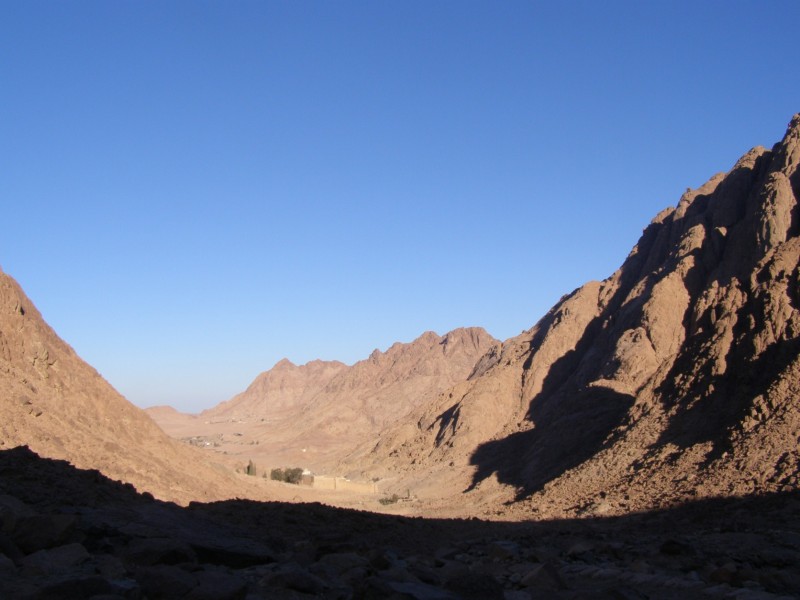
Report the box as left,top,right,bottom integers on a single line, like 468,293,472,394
443,569,504,599
0,494,34,533
487,540,520,560
519,563,567,591
0,531,23,563
134,564,198,598
123,537,197,566
35,575,133,599
317,551,370,574
187,569,248,600
263,562,327,595
0,552,16,574
12,514,76,553
386,580,459,599
20,542,90,575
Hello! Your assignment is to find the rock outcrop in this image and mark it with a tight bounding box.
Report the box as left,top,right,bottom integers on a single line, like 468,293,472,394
368,115,800,517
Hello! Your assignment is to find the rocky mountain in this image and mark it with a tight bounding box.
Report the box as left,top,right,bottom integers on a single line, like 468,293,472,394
293,328,498,439
0,268,266,504
362,115,800,518
202,358,349,421
150,328,498,471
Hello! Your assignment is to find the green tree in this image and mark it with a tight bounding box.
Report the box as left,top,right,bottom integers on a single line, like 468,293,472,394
269,467,303,484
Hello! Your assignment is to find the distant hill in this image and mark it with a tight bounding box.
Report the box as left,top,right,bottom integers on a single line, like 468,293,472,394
149,328,498,470
0,268,267,504
202,358,349,420
358,114,800,518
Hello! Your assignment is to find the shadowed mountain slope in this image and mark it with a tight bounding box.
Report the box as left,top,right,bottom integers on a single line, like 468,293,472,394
0,269,267,504
362,115,800,518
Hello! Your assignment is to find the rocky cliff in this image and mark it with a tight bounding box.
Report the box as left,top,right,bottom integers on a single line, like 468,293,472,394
367,115,800,518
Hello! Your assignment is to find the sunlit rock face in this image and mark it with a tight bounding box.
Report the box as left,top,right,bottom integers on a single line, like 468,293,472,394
0,269,269,505
364,115,800,519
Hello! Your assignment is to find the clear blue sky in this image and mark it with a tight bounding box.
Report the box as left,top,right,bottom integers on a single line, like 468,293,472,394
2,2,798,412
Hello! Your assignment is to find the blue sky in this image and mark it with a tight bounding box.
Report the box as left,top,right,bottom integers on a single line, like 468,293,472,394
2,2,798,412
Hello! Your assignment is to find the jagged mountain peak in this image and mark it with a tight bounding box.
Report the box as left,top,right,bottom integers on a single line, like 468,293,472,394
272,357,296,369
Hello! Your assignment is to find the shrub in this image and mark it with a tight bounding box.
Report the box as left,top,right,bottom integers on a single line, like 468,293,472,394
284,467,303,484
270,467,304,484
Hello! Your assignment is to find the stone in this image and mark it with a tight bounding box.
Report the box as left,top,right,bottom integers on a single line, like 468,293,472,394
20,542,90,575
444,569,505,599
565,540,595,558
317,551,370,574
0,494,34,533
12,514,77,553
186,568,248,600
438,559,472,582
369,548,407,571
659,539,694,556
289,539,317,566
488,540,521,561
519,563,567,591
94,553,128,578
408,561,441,585
263,561,327,595
124,537,197,566
134,564,198,598
709,564,736,584
504,592,532,600
0,531,24,563
189,536,277,568
387,580,459,599
35,576,130,600
0,552,17,574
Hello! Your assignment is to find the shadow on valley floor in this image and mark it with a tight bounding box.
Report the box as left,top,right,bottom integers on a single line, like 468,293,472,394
2,446,800,598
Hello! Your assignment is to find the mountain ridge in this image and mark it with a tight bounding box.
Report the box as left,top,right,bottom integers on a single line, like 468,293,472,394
350,114,800,518
0,269,269,505
149,326,498,472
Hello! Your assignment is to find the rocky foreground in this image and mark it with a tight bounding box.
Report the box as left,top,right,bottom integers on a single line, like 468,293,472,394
1,446,799,600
